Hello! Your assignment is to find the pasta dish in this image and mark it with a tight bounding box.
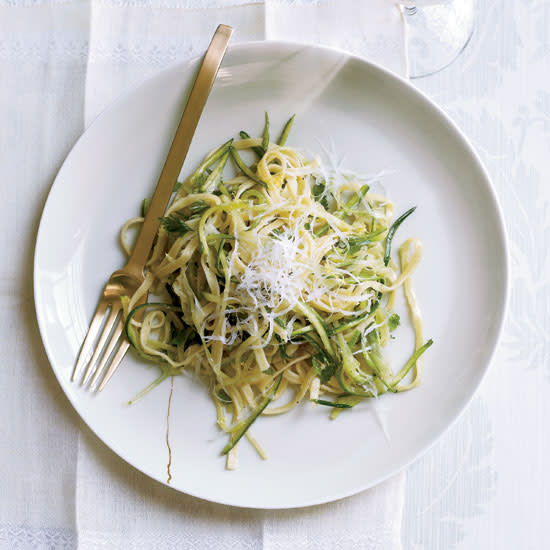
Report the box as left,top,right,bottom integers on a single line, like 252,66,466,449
119,114,432,468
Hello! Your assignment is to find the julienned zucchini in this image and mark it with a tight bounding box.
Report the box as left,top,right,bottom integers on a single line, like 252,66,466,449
336,332,370,384
311,399,353,409
221,374,282,455
335,367,376,398
294,301,334,358
390,339,433,391
384,206,416,266
189,138,233,190
361,330,395,391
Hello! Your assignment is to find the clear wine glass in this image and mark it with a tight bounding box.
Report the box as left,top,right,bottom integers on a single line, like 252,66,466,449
401,0,476,79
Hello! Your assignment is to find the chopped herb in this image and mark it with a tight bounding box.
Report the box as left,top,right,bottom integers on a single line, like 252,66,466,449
188,200,209,217
312,179,330,210
159,215,191,236
388,313,400,332
312,355,337,384
171,328,192,347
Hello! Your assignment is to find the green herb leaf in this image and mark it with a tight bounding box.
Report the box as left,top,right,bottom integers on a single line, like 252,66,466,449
171,328,191,347
159,215,191,236
312,179,330,210
312,355,337,384
388,313,400,332
188,200,209,217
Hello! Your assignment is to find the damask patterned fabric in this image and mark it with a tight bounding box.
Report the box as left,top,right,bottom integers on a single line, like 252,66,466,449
403,1,550,548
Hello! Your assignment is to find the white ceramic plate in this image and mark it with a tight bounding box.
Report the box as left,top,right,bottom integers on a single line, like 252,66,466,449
34,42,508,509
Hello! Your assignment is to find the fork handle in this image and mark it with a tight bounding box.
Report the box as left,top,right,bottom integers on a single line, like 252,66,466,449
124,24,233,280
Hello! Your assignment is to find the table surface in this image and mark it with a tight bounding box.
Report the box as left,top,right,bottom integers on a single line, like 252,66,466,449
2,0,549,548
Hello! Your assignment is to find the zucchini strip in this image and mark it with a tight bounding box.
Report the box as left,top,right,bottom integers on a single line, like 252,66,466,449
311,399,353,409
277,114,295,146
384,206,416,266
261,111,270,153
200,150,230,193
239,130,264,158
189,139,233,190
221,375,282,455
390,339,434,390
229,147,268,188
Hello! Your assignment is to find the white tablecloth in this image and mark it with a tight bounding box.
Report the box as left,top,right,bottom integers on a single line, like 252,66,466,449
2,0,549,548
1,1,408,549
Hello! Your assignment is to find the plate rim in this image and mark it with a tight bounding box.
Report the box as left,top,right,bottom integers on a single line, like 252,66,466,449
33,39,510,509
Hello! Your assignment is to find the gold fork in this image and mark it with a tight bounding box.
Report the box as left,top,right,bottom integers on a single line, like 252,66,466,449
71,24,233,392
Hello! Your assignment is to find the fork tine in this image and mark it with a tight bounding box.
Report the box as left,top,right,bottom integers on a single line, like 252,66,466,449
95,340,130,393
87,316,126,390
71,300,109,383
93,293,149,392
80,306,121,387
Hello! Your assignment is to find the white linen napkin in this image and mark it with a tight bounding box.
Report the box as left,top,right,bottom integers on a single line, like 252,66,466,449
77,1,407,548
0,4,89,549
84,0,407,122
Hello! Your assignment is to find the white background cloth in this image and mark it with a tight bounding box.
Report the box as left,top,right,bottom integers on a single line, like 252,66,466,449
0,1,407,549
2,0,549,548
